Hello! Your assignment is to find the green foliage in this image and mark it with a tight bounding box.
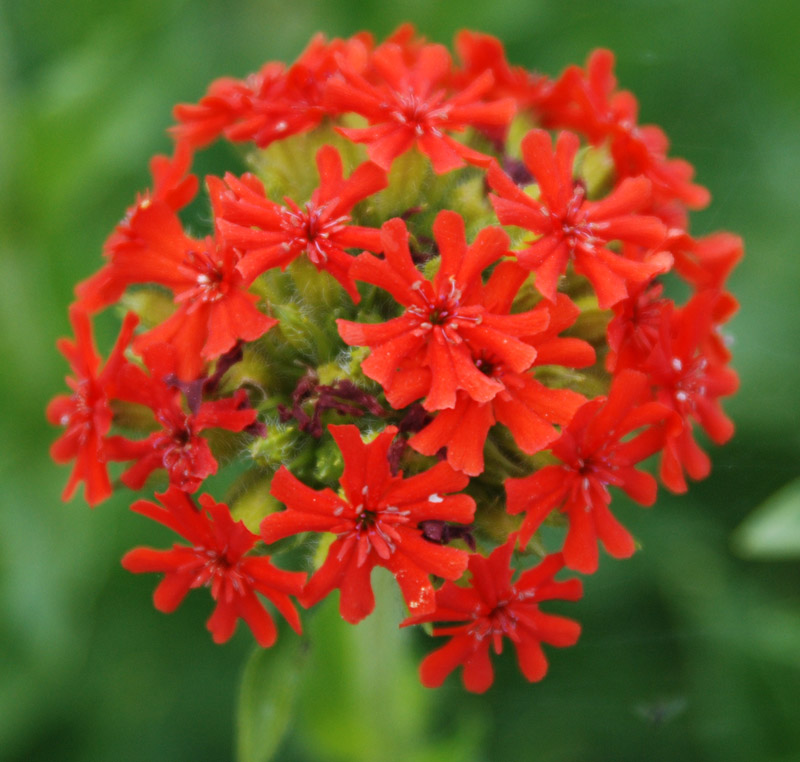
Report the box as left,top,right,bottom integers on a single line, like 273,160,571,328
236,639,308,762
733,477,800,560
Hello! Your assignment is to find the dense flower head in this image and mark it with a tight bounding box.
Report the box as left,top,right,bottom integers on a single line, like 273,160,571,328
48,26,741,692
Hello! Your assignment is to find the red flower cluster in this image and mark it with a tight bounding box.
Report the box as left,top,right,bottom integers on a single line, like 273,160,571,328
49,27,740,691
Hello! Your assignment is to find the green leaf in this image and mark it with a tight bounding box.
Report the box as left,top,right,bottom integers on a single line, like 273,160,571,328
235,636,308,762
732,477,800,559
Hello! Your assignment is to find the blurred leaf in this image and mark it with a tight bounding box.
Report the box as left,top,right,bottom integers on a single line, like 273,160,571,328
235,637,307,762
732,477,800,559
292,568,486,762
295,568,428,762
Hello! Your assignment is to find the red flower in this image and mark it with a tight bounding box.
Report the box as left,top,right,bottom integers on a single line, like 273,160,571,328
47,308,138,505
261,424,475,623
505,370,676,573
405,538,582,693
171,34,372,150
338,211,550,413
453,31,551,113
646,292,739,493
489,129,670,308
171,70,262,151
122,488,305,647
77,143,198,312
407,291,593,476
669,231,742,363
605,282,670,372
213,146,387,301
541,50,710,211
325,39,516,173
670,231,743,294
107,343,257,492
78,195,277,380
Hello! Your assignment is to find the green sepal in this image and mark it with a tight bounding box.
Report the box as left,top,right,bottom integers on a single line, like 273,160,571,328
578,143,616,199
246,122,364,205
230,474,282,534
119,287,175,329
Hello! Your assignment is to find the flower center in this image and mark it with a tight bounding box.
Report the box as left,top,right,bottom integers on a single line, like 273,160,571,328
470,601,521,653
282,200,350,265
391,91,449,134
194,547,249,601
178,248,226,304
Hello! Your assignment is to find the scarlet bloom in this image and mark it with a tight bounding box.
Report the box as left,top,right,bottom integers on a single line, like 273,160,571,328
261,424,475,623
605,282,670,372
645,292,738,493
325,38,516,173
79,196,277,380
213,146,387,301
77,144,199,312
107,343,258,492
670,231,743,294
122,487,305,647
47,308,138,506
338,211,548,413
505,370,675,573
407,291,593,476
669,231,742,363
541,50,710,211
405,538,582,693
171,33,372,150
453,30,550,110
489,129,670,308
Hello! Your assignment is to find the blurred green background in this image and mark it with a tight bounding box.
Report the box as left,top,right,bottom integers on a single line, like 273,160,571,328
2,0,799,760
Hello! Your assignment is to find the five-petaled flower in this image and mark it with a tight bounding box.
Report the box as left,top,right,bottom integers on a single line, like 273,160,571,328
122,487,306,647
405,537,582,693
171,33,372,150
106,343,258,492
338,211,547,413
261,424,475,623
505,370,676,573
213,145,387,301
541,49,711,212
489,128,670,308
644,292,738,493
325,38,516,173
407,291,593,476
47,307,138,506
